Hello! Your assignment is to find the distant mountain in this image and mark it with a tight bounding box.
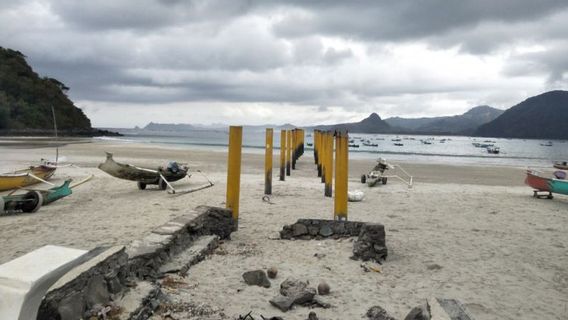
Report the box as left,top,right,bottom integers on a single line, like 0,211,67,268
475,90,568,139
310,113,392,133
144,122,196,131
385,106,503,134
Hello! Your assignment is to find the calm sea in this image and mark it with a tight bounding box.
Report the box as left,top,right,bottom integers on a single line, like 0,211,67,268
98,129,568,168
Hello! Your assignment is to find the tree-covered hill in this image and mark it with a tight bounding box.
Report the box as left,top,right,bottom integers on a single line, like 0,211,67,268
0,47,93,132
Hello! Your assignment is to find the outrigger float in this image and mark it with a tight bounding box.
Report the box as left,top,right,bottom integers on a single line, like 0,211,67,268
98,152,213,195
525,170,568,199
1,175,93,214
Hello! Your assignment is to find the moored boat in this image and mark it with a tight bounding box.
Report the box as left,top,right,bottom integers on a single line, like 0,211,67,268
553,161,568,170
0,164,56,192
98,152,189,190
525,170,568,199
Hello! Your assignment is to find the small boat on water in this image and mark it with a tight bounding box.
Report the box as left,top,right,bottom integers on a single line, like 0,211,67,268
393,143,404,146
421,140,432,145
553,161,568,170
307,143,313,147
525,170,568,199
540,141,553,147
349,144,360,148
487,146,500,154
0,163,57,192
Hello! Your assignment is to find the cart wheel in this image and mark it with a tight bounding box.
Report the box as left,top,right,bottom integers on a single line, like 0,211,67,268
547,194,554,199
21,191,43,213
361,174,366,184
158,178,167,190
137,182,147,190
382,177,388,185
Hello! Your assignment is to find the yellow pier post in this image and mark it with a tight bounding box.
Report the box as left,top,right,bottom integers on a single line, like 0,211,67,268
286,130,292,176
226,126,243,225
324,132,333,197
292,129,297,170
265,128,273,195
321,131,327,183
313,130,319,165
280,130,286,181
334,131,348,220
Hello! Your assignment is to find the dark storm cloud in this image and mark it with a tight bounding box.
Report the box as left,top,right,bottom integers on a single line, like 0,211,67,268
1,0,567,124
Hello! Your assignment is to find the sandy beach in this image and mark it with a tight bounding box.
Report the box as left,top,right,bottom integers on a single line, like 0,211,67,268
1,139,567,320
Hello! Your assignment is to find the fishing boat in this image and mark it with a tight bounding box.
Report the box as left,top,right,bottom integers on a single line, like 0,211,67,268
553,161,568,170
98,152,190,191
487,146,500,154
393,143,403,146
0,163,57,192
525,170,568,199
348,144,360,148
540,141,553,147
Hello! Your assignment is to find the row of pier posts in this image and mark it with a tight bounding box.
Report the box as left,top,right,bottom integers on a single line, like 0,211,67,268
225,126,348,226
313,130,349,220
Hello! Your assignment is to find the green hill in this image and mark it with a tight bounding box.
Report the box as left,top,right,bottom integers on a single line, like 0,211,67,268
0,47,94,132
475,90,568,139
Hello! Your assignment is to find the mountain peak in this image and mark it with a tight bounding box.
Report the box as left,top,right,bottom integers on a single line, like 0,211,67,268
367,112,382,121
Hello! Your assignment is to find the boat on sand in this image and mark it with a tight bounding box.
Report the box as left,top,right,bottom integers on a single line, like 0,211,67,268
98,152,190,191
0,163,57,192
525,170,568,199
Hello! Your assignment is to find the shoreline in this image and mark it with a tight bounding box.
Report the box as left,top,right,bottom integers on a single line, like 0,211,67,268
1,139,567,319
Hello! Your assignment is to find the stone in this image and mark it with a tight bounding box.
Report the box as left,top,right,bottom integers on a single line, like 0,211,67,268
352,223,388,262
56,291,85,320
319,225,333,237
292,223,308,237
317,281,330,295
308,311,319,320
267,267,278,279
242,270,271,288
85,275,110,309
269,295,295,312
270,278,317,312
366,306,397,320
404,304,430,320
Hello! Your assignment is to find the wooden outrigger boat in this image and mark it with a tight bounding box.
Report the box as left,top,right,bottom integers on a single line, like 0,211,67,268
0,163,57,192
553,161,568,170
0,175,92,214
525,170,568,199
98,152,193,192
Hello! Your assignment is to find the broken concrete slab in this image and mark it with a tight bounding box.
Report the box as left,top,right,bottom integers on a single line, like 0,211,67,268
159,235,219,275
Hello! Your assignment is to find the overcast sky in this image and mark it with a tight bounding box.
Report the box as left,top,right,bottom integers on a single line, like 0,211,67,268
1,0,567,127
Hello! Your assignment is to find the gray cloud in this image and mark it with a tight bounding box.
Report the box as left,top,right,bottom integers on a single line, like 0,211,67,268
0,0,566,126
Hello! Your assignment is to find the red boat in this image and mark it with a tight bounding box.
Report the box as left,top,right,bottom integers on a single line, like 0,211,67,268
525,170,568,199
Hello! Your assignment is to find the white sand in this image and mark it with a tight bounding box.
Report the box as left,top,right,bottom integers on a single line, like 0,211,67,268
1,140,567,320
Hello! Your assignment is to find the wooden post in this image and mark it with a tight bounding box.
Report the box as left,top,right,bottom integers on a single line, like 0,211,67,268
286,130,292,176
226,126,242,224
324,132,333,197
292,129,297,170
280,129,286,181
264,128,273,195
313,130,318,165
321,131,327,183
317,131,323,177
334,131,348,220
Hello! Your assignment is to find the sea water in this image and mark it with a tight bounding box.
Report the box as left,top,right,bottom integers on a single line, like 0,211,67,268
96,129,568,168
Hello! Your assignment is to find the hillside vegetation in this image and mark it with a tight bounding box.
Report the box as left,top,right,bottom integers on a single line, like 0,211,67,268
0,47,92,131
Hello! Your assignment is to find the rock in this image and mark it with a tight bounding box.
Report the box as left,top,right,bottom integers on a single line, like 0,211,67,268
308,311,319,320
85,275,110,309
312,296,332,309
319,225,333,237
292,223,308,237
352,223,388,262
317,281,330,295
57,291,85,320
366,306,397,320
404,304,430,320
270,278,317,312
267,267,278,279
242,270,271,288
269,295,294,312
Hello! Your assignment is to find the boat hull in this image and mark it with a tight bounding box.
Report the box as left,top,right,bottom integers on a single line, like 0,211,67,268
0,166,56,192
525,170,568,195
98,153,187,184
